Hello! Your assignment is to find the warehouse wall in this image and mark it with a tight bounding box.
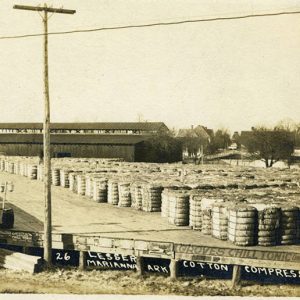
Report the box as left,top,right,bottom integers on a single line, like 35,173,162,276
0,144,135,161
134,139,182,163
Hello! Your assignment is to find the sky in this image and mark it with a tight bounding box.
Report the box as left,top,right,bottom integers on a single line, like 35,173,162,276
0,0,300,133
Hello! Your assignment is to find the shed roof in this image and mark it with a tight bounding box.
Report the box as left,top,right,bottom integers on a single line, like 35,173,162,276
0,122,168,131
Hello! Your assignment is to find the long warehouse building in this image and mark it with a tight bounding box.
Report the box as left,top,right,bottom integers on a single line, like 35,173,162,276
0,122,170,162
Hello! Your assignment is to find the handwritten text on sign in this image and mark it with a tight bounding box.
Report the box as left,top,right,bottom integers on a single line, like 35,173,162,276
86,252,170,273
243,266,300,279
180,260,300,283
52,249,79,266
86,252,136,270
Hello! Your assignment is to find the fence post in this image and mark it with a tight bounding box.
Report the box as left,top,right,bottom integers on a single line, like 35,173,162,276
231,265,242,289
136,256,144,276
79,251,87,270
170,259,179,279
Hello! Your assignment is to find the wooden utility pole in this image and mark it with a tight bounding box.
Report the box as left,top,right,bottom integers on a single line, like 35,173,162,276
13,4,76,265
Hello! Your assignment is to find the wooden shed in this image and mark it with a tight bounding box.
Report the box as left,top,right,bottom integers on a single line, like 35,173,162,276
0,122,170,162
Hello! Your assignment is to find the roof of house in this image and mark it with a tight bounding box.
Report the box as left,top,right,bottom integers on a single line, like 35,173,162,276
0,122,169,131
177,129,198,138
0,134,150,145
194,125,212,140
177,125,212,140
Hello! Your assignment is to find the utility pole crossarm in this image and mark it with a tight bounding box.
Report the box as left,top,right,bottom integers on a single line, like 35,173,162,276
13,5,76,14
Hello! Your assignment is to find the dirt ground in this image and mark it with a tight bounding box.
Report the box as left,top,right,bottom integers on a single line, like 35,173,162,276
0,267,299,296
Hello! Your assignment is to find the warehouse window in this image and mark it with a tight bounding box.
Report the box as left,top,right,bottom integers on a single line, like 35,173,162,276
55,152,71,158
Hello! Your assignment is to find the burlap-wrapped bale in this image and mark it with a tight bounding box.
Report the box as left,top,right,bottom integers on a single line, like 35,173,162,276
141,183,163,212
279,206,299,245
168,191,190,226
92,178,108,203
76,173,86,195
211,202,232,240
255,205,281,246
228,205,258,246
107,179,119,205
60,169,71,188
131,181,144,211
51,168,60,186
189,193,202,230
118,182,131,207
201,198,224,235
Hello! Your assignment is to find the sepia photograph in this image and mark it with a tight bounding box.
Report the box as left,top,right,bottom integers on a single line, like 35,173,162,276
0,0,299,298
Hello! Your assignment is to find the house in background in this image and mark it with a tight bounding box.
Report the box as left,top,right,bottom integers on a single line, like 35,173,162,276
291,147,300,162
177,125,213,163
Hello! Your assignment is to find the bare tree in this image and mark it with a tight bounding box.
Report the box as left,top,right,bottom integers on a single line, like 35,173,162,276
242,126,295,168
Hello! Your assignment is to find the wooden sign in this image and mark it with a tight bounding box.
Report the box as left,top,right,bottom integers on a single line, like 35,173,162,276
85,251,136,270
52,249,79,267
179,259,300,283
175,244,300,263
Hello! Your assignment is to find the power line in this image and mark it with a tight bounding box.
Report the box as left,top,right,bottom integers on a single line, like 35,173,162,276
1,9,300,40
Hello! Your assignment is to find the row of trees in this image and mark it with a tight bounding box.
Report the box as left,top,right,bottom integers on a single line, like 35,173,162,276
137,128,233,163
138,120,299,167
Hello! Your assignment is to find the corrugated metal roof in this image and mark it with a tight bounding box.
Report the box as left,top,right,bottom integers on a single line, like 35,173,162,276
0,134,150,145
0,122,168,131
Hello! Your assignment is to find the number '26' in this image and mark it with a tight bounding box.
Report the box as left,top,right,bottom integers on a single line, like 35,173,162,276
56,252,71,261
